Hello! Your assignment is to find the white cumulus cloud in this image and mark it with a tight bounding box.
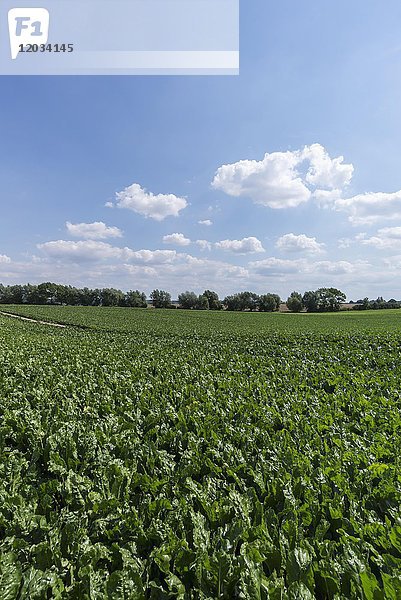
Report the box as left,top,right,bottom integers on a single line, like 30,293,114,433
66,221,123,239
356,227,401,250
249,256,368,277
303,144,354,190
215,236,265,254
38,240,180,265
127,249,178,264
0,255,11,263
112,183,187,221
38,240,125,262
196,240,212,251
312,189,343,208
310,260,361,275
335,191,401,225
162,233,191,246
383,255,401,270
212,144,353,209
249,257,304,275
276,233,325,254
198,219,213,226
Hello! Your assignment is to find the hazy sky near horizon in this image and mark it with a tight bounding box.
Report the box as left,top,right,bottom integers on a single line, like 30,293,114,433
2,0,401,299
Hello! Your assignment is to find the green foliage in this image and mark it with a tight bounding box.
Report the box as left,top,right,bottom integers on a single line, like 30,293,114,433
177,292,210,311
0,283,148,308
150,289,171,308
258,293,281,312
1,307,401,596
100,288,125,307
223,291,259,311
178,291,198,309
202,290,222,311
287,291,304,313
125,290,147,308
196,294,209,310
302,290,320,312
354,297,401,311
316,287,346,312
303,288,346,312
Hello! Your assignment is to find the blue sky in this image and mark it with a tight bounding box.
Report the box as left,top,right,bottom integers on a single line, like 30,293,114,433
2,0,401,299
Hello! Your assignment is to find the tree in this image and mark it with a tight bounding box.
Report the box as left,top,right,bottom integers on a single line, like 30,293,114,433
286,291,303,313
196,294,209,310
56,285,79,305
25,283,51,305
259,293,281,312
303,288,346,312
357,296,370,310
303,290,319,312
223,295,239,311
223,292,259,311
125,290,147,308
202,290,222,310
101,288,125,307
178,291,198,309
239,291,259,311
150,289,171,308
316,288,346,312
371,296,386,310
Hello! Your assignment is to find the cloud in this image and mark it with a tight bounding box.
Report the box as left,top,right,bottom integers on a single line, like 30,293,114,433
0,244,394,300
311,260,362,275
276,233,325,254
32,236,255,296
38,240,125,262
356,227,401,250
153,255,250,292
38,240,179,265
196,239,212,251
111,183,187,221
337,237,353,249
198,219,213,226
303,144,354,190
66,221,123,239
212,151,311,209
383,255,401,270
249,256,368,277
215,236,265,254
0,255,11,263
249,257,304,275
127,249,178,265
212,144,353,209
335,191,401,225
163,233,191,246
312,188,342,208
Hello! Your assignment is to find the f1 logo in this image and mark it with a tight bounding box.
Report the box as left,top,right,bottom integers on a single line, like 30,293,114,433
8,8,50,59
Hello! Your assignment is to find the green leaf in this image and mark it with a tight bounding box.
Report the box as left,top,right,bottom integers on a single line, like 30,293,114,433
360,571,383,600
288,581,314,599
0,553,22,600
382,573,401,600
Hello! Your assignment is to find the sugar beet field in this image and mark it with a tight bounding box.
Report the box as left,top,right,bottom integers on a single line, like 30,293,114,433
1,307,401,599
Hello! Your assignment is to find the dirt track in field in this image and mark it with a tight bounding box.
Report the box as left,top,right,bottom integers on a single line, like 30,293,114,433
0,311,67,328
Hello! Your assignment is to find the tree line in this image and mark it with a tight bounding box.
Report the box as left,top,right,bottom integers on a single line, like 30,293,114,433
164,288,347,312
351,297,401,310
0,283,147,307
0,282,399,312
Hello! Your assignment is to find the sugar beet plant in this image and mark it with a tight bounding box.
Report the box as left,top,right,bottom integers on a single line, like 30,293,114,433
1,308,401,598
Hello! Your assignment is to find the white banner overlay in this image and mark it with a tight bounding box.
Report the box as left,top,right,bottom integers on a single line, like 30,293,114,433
0,0,239,75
